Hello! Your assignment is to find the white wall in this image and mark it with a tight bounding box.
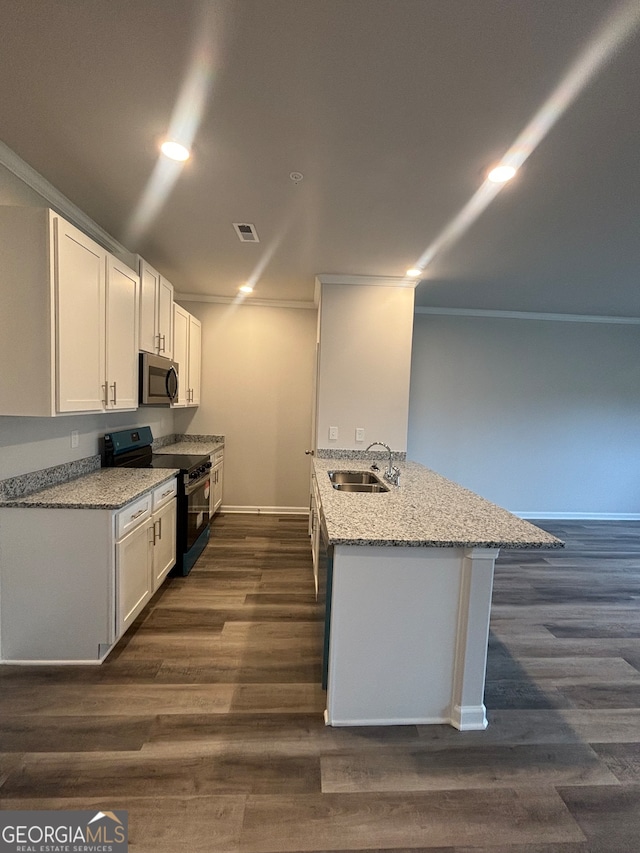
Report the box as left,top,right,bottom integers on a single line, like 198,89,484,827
408,313,640,518
0,409,174,480
317,283,414,452
174,300,316,511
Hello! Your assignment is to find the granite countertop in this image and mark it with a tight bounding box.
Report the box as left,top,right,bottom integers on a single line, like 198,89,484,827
155,439,224,456
0,468,179,510
313,457,563,549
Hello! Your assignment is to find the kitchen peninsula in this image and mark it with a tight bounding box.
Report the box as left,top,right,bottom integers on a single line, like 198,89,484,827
312,456,563,730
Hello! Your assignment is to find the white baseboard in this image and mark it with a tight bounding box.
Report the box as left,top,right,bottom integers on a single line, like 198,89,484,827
0,658,103,666
450,703,489,731
324,715,449,727
513,511,640,521
221,505,309,516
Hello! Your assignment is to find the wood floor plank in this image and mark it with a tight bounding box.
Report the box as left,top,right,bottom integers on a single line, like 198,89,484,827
557,784,640,853
238,789,586,851
320,743,619,793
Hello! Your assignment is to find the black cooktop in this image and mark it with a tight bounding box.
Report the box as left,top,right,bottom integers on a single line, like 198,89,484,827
150,453,210,472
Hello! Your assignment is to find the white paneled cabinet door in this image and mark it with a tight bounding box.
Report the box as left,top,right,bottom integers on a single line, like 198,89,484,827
188,313,202,406
173,303,189,407
213,461,224,513
158,276,174,358
54,217,106,413
106,257,139,410
152,498,177,590
116,520,153,635
139,260,160,354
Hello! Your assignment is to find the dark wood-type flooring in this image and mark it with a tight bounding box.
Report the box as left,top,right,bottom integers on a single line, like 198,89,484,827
2,515,640,851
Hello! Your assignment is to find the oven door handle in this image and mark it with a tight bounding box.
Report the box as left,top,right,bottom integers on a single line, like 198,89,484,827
184,475,209,497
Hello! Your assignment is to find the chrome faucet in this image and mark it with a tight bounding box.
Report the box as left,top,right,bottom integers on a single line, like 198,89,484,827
366,441,400,486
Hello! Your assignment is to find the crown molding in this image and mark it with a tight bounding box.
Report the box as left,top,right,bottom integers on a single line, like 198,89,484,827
0,140,130,257
315,274,417,288
414,305,640,325
175,292,316,310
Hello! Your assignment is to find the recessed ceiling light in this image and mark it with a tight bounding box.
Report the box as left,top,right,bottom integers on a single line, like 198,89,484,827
160,140,190,162
239,284,254,294
487,164,517,183
406,268,422,278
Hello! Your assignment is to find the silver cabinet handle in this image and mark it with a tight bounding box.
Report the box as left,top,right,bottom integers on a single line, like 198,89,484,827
110,381,117,406
160,334,166,353
160,488,173,499
157,518,162,540
156,332,162,353
102,383,108,407
130,507,146,521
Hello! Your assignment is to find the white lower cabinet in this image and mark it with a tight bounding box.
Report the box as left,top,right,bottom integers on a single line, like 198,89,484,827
115,479,178,635
151,486,178,590
310,474,321,598
0,478,177,664
209,449,224,517
116,515,153,634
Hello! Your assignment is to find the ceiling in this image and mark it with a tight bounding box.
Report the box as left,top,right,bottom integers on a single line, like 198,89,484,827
1,0,639,315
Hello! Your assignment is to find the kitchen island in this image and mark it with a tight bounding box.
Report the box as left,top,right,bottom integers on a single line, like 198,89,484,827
313,457,563,730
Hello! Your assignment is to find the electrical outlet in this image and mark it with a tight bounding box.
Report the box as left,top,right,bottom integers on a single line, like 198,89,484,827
355,427,365,442
70,430,79,449
329,426,339,441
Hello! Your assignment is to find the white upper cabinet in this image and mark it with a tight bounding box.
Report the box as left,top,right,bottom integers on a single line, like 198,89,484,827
172,303,201,407
55,216,107,413
138,259,173,359
188,312,202,406
173,303,189,407
0,207,139,416
106,256,139,410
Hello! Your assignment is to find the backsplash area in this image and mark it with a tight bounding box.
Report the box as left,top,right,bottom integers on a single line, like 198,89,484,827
0,433,225,500
0,455,101,501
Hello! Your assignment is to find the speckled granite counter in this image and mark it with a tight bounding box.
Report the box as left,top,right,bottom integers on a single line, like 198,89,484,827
313,457,562,549
155,437,224,456
0,468,178,510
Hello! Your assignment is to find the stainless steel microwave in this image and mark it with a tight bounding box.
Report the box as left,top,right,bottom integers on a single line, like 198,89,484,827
139,352,179,406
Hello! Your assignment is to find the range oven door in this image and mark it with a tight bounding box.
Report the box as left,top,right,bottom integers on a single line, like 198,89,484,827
184,474,211,550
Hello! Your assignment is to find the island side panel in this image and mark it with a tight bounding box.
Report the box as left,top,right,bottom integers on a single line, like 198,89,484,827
0,507,114,662
325,545,463,726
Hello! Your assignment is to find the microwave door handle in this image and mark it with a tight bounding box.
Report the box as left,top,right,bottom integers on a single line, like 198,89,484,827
166,366,178,401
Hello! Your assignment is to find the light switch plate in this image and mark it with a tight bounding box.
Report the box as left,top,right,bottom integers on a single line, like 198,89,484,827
70,430,79,449
329,426,339,441
355,427,365,442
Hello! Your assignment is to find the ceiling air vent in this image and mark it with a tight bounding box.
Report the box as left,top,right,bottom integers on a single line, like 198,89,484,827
233,222,260,243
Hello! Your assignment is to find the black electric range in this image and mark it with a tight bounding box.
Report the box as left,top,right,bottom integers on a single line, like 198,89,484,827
102,426,212,575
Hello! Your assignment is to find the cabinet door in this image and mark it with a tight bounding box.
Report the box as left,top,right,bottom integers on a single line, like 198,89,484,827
158,276,174,359
54,216,106,413
152,498,177,590
116,520,152,635
188,313,201,406
106,256,139,410
209,456,215,518
173,303,189,407
139,260,160,354
212,460,223,514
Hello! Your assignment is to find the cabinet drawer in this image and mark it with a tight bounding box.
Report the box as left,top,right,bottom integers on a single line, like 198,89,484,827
152,478,177,510
211,449,224,465
115,494,152,540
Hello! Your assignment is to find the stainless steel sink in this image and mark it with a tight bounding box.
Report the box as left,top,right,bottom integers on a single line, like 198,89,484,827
329,471,381,485
328,471,389,492
332,482,389,493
